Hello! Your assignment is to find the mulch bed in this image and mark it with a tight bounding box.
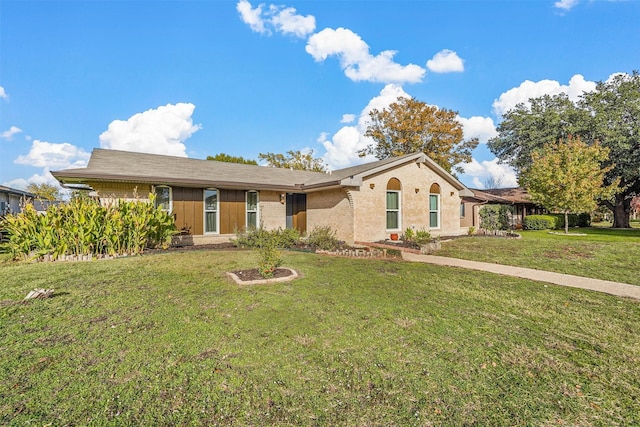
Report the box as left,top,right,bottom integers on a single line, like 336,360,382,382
230,268,294,281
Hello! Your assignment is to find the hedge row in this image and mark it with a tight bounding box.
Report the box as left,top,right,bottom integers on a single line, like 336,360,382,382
523,213,591,230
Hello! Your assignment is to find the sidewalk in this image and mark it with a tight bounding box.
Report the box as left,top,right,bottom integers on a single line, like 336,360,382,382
402,253,640,300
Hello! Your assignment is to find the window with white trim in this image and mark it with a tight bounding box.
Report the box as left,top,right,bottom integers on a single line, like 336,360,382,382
204,189,219,233
460,202,466,218
154,185,172,212
386,178,402,230
429,183,440,229
246,191,259,229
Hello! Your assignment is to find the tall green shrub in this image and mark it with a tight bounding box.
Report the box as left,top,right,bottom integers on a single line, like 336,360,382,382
479,204,514,231
0,194,175,261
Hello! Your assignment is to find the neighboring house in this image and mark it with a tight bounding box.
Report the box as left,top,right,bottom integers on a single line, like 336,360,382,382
52,149,474,244
461,187,545,229
0,185,35,216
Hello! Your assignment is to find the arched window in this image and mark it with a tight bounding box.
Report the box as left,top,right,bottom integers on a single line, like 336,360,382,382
154,185,172,212
204,189,219,233
386,178,401,230
429,183,440,229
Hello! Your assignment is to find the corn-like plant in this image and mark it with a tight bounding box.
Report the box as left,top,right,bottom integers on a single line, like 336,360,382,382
0,194,176,261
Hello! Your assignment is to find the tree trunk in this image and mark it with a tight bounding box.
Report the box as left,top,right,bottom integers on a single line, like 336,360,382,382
612,194,631,228
564,211,569,234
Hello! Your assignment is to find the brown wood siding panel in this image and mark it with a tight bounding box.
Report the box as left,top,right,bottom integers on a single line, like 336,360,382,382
172,187,203,235
220,190,245,234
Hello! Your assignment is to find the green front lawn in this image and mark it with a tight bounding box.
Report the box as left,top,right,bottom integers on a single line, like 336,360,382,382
437,227,640,285
1,250,639,425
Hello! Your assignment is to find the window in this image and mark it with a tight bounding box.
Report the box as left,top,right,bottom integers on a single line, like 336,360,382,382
204,189,218,233
154,185,172,212
246,191,259,229
429,183,440,229
460,203,466,218
386,178,402,230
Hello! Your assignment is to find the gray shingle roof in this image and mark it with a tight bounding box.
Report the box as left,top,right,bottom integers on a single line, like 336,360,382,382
52,149,471,194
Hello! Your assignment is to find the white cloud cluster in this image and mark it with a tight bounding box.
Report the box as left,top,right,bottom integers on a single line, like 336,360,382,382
236,0,316,38
306,28,427,84
6,140,91,192
426,49,464,73
554,0,580,11
340,114,355,124
1,126,22,140
237,1,464,84
462,158,518,189
0,86,7,99
3,172,59,192
99,103,201,157
492,74,597,116
320,84,410,169
457,116,498,144
15,140,90,169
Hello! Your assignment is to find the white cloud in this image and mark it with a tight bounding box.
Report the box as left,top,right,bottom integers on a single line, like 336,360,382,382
306,28,426,84
15,140,90,169
270,5,316,38
492,74,597,116
426,49,464,73
320,84,410,169
1,126,22,140
457,116,498,144
237,1,315,38
0,86,7,100
237,0,267,34
99,103,201,157
340,114,355,124
3,170,63,192
554,0,579,10
461,158,518,189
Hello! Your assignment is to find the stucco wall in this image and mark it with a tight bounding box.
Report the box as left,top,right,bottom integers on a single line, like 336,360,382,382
351,161,464,242
307,188,354,242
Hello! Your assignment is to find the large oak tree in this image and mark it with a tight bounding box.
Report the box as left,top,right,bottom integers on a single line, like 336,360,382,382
488,71,640,228
358,97,478,174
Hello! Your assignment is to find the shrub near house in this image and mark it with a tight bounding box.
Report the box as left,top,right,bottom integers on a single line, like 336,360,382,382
0,195,175,261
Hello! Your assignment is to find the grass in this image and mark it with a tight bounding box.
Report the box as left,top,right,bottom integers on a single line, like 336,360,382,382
438,227,640,286
1,249,639,425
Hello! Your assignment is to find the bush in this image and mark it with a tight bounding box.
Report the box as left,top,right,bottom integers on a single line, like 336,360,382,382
0,194,176,260
256,237,282,278
306,226,340,251
233,227,300,249
413,228,431,245
479,205,513,231
523,215,559,230
523,213,591,230
468,226,477,236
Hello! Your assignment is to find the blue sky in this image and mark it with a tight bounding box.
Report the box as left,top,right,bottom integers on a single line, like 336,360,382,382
1,0,638,191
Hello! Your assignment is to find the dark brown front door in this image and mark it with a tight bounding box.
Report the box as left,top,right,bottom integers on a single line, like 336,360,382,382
286,193,306,233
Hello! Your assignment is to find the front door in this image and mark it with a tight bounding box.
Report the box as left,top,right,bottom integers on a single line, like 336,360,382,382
286,193,306,233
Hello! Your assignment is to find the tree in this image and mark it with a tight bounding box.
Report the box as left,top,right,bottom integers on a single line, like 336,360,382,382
488,71,640,228
206,153,257,165
483,175,504,190
488,94,592,172
520,137,618,234
358,96,479,174
581,72,640,228
258,150,327,173
25,182,61,201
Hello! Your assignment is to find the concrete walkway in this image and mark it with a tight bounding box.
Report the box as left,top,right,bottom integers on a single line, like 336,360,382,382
402,253,640,300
